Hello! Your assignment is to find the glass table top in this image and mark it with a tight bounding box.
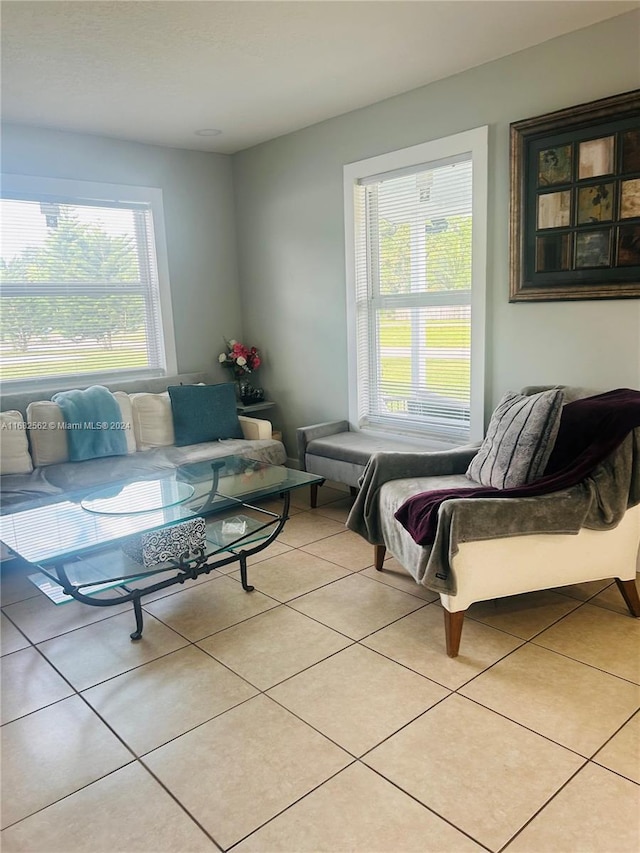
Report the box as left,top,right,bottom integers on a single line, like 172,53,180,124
81,480,195,514
0,456,323,566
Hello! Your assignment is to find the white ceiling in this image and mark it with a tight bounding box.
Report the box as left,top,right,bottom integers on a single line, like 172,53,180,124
2,1,638,154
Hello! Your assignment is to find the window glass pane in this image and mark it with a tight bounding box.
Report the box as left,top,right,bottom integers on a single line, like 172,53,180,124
0,196,165,382
356,154,473,440
375,160,472,296
371,305,470,435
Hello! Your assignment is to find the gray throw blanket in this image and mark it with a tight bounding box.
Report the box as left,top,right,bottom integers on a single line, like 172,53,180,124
346,430,640,594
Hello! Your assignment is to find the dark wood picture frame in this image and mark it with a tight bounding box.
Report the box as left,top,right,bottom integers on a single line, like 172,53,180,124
509,89,640,302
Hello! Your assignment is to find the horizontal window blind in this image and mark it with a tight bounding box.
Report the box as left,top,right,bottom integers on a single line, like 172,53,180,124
354,157,473,440
0,195,166,384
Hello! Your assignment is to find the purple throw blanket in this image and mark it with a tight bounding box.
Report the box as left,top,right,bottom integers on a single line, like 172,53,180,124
395,388,640,546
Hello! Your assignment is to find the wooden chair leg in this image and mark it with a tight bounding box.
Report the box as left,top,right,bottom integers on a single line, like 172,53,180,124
374,544,386,570
615,577,640,617
443,608,466,658
310,483,319,508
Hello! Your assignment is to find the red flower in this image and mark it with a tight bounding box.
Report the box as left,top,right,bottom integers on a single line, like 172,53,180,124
219,339,262,376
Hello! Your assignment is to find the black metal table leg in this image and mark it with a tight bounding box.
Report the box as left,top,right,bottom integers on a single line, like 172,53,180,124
239,552,254,592
130,592,144,640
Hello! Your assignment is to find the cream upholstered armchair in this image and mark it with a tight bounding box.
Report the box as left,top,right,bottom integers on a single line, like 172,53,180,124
346,386,640,657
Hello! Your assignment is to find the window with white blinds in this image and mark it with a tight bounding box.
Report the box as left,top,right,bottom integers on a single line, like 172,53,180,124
0,175,176,389
344,128,487,443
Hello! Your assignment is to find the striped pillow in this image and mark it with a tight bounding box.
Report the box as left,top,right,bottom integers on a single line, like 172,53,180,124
466,389,564,489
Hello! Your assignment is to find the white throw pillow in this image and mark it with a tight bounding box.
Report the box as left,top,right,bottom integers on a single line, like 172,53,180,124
130,392,175,450
27,392,136,467
0,411,34,474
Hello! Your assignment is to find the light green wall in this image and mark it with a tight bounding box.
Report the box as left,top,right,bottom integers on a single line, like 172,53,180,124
233,11,640,451
1,124,242,377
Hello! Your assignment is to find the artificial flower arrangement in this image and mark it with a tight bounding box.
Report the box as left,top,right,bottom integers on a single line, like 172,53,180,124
218,339,262,378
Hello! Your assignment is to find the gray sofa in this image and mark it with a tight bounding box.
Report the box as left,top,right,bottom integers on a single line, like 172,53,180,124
1,373,286,513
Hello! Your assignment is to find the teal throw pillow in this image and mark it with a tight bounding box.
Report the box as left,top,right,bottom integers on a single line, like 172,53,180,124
168,383,243,446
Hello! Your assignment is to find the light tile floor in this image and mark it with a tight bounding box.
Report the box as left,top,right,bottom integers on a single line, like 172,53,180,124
1,485,639,852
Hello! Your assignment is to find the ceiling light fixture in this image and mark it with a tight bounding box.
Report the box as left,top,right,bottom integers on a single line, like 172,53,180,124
195,128,222,137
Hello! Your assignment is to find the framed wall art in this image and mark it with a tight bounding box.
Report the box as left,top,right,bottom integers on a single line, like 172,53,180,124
509,89,640,301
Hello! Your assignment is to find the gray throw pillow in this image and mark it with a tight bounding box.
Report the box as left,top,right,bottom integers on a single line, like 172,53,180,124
466,388,565,489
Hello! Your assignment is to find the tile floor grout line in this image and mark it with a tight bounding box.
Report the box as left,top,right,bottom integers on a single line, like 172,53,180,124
224,564,358,603
462,594,640,687
360,760,495,853
527,635,640,687
588,756,640,787
0,762,140,834
102,658,261,760
1,640,89,727
140,582,283,645
495,759,589,853
258,690,364,761
455,671,622,762
2,589,136,645
136,693,262,759
254,569,367,606
3,633,165,832
276,578,432,639
586,705,640,760
359,630,526,693
443,636,531,692
353,635,458,692
279,600,360,642
36,628,193,693
129,755,225,852
359,569,441,602
356,690,454,761
197,632,359,694
223,759,360,852
0,605,36,648
462,594,585,642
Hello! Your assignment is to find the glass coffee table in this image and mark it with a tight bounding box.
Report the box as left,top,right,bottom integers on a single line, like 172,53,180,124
0,456,324,639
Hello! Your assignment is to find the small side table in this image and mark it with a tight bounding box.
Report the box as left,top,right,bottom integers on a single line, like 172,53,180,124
236,401,275,415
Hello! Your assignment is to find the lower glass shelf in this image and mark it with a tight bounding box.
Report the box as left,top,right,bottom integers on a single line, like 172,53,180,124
206,514,273,550
28,513,275,604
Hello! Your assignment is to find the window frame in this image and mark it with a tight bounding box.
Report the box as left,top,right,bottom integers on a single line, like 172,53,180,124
0,173,177,392
344,127,488,444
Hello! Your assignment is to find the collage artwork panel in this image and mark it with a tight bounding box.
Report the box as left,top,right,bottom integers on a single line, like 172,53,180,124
535,127,640,273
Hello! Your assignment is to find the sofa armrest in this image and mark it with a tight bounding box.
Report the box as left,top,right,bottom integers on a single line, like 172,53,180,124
296,420,350,468
238,415,273,441
363,443,481,484
346,443,481,544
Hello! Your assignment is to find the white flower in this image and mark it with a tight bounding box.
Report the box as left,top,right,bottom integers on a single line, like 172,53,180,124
236,355,247,367
228,339,237,346
218,353,227,363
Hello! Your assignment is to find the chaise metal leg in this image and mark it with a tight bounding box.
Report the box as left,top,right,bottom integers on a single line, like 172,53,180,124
443,608,466,657
374,544,386,570
615,578,640,617
310,483,319,508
